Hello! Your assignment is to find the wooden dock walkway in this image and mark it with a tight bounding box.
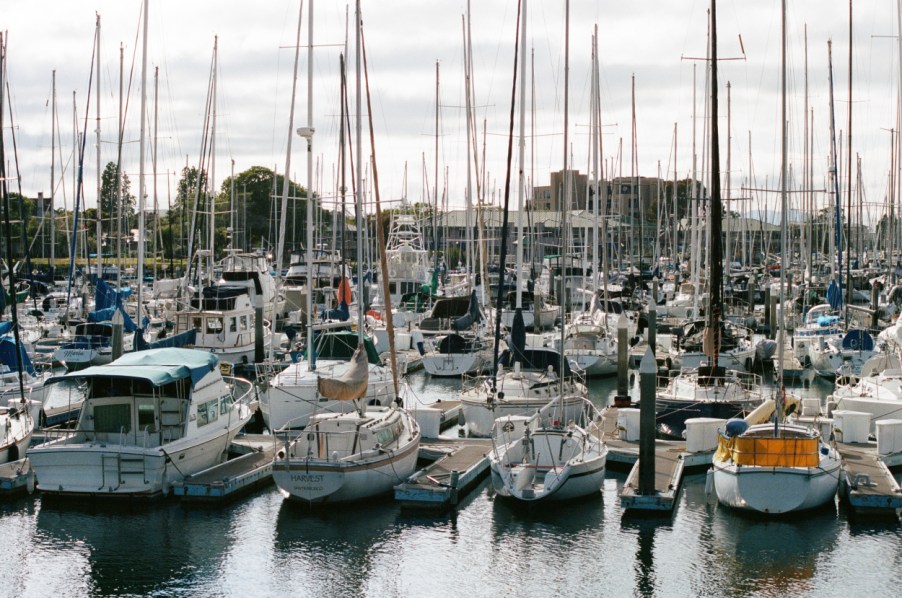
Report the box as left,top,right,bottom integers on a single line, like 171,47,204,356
395,438,491,511
601,407,710,513
172,435,276,504
837,442,902,517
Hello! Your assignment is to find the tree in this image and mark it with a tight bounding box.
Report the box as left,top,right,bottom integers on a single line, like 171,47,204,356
99,161,136,222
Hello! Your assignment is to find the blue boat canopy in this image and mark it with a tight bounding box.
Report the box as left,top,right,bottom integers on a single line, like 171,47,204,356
47,348,219,388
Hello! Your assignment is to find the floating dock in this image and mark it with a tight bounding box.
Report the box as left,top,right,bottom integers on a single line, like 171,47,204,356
0,458,34,498
601,407,715,513
394,438,491,511
172,434,276,504
836,442,902,518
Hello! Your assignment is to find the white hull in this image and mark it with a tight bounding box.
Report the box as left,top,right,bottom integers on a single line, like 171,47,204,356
712,462,840,514
491,437,606,501
422,348,491,377
29,422,247,497
272,406,420,504
566,351,617,377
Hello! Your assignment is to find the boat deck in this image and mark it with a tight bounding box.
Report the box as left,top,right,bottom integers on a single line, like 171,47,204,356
836,442,902,517
394,438,491,511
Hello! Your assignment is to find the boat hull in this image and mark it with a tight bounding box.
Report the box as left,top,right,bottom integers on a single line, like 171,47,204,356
712,462,840,514
272,436,420,504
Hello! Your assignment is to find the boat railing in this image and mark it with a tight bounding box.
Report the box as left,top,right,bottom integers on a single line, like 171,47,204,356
223,376,258,412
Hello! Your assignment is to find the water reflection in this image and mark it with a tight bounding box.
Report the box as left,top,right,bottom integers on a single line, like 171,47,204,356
273,496,406,596
32,497,240,596
707,502,840,595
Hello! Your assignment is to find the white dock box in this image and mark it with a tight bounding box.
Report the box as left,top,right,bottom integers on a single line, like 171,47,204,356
876,419,902,456
617,408,642,442
414,407,442,440
684,418,726,453
832,410,871,444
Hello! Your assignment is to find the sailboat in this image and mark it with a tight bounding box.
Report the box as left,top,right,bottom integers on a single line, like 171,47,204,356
654,0,763,439
271,0,420,505
711,0,840,514
489,395,607,502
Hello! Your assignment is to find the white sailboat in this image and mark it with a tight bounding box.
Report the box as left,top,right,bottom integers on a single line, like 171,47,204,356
271,0,420,505
1,399,32,464
711,0,840,515
489,396,607,502
712,401,840,514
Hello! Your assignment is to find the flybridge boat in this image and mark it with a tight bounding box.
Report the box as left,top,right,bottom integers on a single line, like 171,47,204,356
28,348,257,498
172,285,272,365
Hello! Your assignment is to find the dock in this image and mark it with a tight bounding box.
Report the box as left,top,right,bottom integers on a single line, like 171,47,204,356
172,434,276,504
601,407,714,513
0,458,34,498
836,442,902,517
394,438,491,511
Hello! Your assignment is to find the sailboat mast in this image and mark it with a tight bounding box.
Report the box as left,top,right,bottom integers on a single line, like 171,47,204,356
706,0,722,369
137,0,149,328
209,36,217,286
560,0,570,391
777,0,788,395
95,14,102,281
515,0,527,310
304,0,315,370
276,0,304,282
845,0,853,315
51,70,56,273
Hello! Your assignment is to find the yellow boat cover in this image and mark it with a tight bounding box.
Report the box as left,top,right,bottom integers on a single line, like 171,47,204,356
716,435,819,467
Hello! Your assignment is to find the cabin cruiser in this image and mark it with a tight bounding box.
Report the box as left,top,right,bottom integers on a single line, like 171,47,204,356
28,348,257,498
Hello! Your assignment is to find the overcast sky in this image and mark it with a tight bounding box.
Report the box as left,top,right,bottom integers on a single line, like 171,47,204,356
3,0,901,227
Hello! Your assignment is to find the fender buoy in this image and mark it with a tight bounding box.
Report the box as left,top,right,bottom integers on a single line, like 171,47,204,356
366,309,383,321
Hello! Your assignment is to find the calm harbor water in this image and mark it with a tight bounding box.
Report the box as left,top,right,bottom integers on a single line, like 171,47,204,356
2,373,901,598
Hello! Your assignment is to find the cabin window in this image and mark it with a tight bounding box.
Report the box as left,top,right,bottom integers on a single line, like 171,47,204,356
206,318,224,334
197,399,219,427
230,317,237,333
220,395,233,415
137,403,156,432
240,315,249,330
94,404,131,434
389,282,397,294
192,317,202,332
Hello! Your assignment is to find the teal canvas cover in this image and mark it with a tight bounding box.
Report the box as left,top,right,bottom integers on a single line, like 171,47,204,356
47,348,219,388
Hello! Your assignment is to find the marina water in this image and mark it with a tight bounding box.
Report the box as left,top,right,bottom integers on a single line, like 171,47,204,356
2,373,900,597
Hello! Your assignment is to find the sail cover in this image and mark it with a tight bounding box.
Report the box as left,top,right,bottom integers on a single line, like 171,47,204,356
317,343,370,401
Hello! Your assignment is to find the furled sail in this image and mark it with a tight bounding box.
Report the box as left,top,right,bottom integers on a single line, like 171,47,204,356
317,343,370,401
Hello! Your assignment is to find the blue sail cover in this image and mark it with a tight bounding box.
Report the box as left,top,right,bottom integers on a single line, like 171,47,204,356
88,306,137,333
135,328,197,351
0,335,37,376
95,278,132,311
827,279,843,311
0,321,13,336
47,347,218,389
841,329,874,352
